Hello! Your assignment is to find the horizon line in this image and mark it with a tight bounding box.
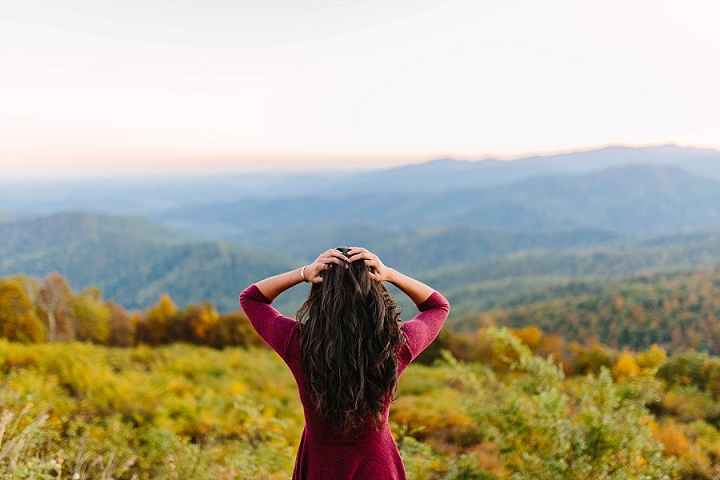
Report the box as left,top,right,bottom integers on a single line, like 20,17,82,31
2,142,719,180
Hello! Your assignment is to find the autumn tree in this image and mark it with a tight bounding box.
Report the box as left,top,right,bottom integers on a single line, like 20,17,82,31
512,326,543,351
169,302,219,345
636,344,667,370
36,273,76,341
141,294,177,345
72,287,111,343
657,350,720,398
0,278,45,342
612,351,641,382
107,301,136,347
208,311,266,349
564,341,617,376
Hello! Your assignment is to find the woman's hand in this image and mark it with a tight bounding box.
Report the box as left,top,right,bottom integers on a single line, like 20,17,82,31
304,249,348,284
348,246,435,305
346,247,393,282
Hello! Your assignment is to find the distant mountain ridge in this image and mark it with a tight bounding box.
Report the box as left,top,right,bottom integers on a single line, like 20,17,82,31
2,145,719,217
159,164,720,240
3,145,720,316
345,145,720,193
244,224,628,274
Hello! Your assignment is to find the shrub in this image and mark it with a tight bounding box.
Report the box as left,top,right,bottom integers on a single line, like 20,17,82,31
447,328,677,480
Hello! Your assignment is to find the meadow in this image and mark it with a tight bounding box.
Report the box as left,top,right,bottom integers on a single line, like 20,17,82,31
2,330,720,479
2,270,720,478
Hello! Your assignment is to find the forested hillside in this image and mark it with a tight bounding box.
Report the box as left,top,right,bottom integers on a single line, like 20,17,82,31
424,226,720,314
247,224,628,272
0,212,302,312
4,212,720,316
452,266,720,355
3,146,720,317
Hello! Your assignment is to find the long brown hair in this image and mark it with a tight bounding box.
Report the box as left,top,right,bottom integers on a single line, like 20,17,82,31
297,247,404,433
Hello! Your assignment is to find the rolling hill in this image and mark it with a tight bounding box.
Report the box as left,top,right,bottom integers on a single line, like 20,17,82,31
4,212,720,322
422,224,720,316
452,266,720,355
244,224,628,274
0,212,301,312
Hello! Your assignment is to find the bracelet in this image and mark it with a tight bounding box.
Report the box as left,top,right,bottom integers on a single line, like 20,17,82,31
300,266,308,282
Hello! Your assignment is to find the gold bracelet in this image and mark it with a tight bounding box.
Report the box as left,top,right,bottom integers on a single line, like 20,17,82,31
300,266,308,282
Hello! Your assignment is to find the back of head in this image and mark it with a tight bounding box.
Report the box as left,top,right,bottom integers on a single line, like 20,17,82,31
297,247,404,434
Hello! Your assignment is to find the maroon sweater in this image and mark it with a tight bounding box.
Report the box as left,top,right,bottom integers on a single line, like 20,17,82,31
239,284,450,480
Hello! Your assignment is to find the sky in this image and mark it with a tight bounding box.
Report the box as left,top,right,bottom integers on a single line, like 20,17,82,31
1,0,719,176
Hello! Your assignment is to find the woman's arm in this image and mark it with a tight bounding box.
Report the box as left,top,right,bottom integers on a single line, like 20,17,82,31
347,247,435,306
255,249,348,302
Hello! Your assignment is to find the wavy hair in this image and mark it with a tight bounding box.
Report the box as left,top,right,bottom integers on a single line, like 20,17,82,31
297,247,404,434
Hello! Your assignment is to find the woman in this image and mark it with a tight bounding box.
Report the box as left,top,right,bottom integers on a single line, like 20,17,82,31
239,247,450,479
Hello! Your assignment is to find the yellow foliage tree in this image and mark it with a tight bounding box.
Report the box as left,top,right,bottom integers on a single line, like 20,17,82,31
636,344,667,370
537,333,564,361
209,311,266,349
0,278,45,343
143,294,177,345
565,342,615,376
72,287,111,343
613,351,641,381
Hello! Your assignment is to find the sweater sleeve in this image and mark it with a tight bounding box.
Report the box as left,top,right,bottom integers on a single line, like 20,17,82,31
401,291,450,362
239,284,298,360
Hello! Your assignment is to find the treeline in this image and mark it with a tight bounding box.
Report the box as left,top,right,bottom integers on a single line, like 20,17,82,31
458,266,720,355
0,273,264,348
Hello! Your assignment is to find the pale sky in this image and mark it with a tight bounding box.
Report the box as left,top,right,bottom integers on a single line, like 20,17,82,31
1,0,719,176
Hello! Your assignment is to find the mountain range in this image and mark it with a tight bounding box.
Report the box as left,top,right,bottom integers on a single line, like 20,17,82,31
3,144,720,319
158,164,720,241
2,145,719,217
